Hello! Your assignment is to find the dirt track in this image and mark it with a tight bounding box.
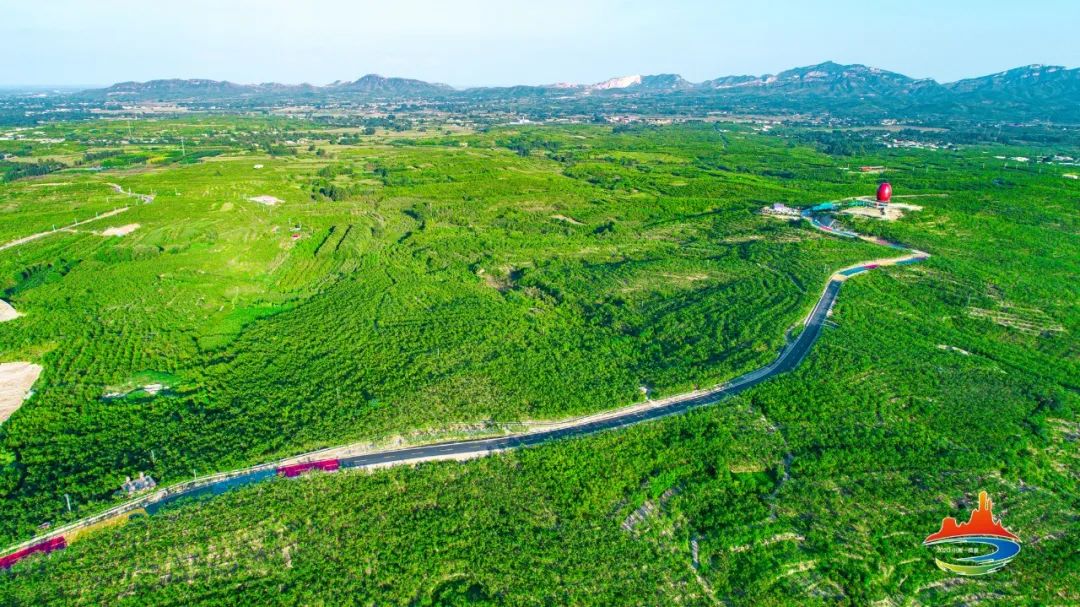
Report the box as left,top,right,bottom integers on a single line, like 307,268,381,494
0,207,129,252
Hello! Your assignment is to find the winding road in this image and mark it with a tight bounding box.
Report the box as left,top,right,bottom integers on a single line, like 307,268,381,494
0,219,929,566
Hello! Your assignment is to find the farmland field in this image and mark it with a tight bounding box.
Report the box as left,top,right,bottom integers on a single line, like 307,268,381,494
0,118,1077,605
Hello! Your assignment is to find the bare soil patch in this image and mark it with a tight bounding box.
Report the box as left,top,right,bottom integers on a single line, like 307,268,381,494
937,344,972,355
248,195,283,206
841,203,921,222
0,300,19,322
100,223,140,237
0,362,43,424
476,267,519,292
550,214,584,225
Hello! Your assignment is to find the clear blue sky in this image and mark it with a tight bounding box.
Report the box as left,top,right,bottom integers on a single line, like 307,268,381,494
4,0,1077,87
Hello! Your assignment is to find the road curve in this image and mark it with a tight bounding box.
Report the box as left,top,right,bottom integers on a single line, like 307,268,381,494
341,278,842,468
0,243,928,564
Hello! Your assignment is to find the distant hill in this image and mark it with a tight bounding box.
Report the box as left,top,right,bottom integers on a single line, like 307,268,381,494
83,79,247,99
329,74,455,97
73,62,1080,121
942,65,1080,121
589,75,642,90
945,63,1080,115
76,75,453,102
585,74,693,92
946,64,1080,96
765,61,946,96
689,61,1078,120
584,62,943,98
636,74,695,91
77,79,317,101
699,74,763,90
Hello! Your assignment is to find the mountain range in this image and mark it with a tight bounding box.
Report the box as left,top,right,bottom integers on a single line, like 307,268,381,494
72,61,1080,121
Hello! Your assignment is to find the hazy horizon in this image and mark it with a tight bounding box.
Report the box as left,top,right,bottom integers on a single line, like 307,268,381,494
4,0,1079,88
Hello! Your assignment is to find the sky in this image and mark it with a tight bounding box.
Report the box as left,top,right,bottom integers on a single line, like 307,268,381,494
3,0,1078,87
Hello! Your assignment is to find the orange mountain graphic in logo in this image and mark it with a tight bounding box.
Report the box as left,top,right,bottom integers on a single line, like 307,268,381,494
924,491,1019,542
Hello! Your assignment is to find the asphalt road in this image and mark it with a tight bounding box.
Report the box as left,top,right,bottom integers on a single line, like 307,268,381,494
339,278,844,470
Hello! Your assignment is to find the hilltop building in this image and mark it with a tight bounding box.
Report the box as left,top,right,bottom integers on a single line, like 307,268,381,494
121,472,157,496
761,203,801,217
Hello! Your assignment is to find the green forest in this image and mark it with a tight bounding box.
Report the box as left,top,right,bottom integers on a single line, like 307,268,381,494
0,118,1076,605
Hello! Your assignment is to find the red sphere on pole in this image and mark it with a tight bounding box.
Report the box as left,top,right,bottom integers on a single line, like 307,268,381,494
876,182,892,203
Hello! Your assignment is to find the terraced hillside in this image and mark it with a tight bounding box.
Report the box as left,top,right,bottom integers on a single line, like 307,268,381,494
0,120,1076,605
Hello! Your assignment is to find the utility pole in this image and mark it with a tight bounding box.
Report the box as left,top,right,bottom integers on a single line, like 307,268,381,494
65,494,72,513
180,135,186,157
150,449,156,464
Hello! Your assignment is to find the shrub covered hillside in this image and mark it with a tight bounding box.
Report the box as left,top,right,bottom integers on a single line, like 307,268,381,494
0,119,1076,605
0,122,885,539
